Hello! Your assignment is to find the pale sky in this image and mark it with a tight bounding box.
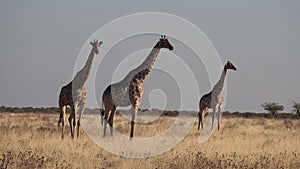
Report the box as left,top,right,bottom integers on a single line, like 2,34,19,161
0,0,299,112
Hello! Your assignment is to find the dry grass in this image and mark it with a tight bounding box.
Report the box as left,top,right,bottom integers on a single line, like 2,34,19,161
1,112,300,169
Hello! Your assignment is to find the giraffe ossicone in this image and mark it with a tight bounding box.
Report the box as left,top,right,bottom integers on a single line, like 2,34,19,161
58,39,103,139
101,35,174,139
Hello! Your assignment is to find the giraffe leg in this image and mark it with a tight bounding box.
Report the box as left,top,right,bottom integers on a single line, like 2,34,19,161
201,109,207,129
211,105,217,131
204,107,209,129
73,105,77,139
60,106,66,139
73,117,76,138
58,109,62,127
76,101,86,138
103,108,112,138
199,108,209,130
129,86,143,140
198,109,204,130
68,114,73,139
198,111,201,130
130,105,139,140
69,105,75,139
107,107,117,136
217,102,223,131
102,86,115,138
100,109,104,126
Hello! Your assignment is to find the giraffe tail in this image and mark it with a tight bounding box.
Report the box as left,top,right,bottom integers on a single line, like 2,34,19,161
58,110,62,127
198,111,201,130
100,102,104,126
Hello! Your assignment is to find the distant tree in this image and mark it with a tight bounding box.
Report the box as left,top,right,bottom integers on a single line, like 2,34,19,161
261,102,284,119
292,101,300,119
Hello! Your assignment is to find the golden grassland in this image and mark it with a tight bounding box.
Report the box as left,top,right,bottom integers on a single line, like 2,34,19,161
1,112,300,169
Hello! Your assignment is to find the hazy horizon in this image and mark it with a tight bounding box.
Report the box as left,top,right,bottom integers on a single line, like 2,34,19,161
1,1,299,112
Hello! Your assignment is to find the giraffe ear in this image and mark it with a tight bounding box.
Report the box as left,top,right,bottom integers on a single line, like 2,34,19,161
99,41,103,45
90,41,93,45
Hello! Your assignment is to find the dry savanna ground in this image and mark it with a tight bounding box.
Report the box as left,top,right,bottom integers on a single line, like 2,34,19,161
1,112,300,169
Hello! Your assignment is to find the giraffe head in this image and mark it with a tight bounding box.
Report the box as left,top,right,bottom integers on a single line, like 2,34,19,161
157,35,174,50
224,60,237,71
90,39,103,55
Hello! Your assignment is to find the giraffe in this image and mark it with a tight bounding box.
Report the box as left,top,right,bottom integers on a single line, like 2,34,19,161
101,35,173,139
58,39,103,139
198,61,237,131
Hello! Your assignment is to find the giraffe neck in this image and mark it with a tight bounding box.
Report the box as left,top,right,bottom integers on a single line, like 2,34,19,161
72,49,95,88
136,43,161,73
212,67,227,96
84,49,95,73
119,43,161,87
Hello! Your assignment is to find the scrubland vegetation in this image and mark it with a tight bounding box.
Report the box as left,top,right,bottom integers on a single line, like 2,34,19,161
1,108,300,168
